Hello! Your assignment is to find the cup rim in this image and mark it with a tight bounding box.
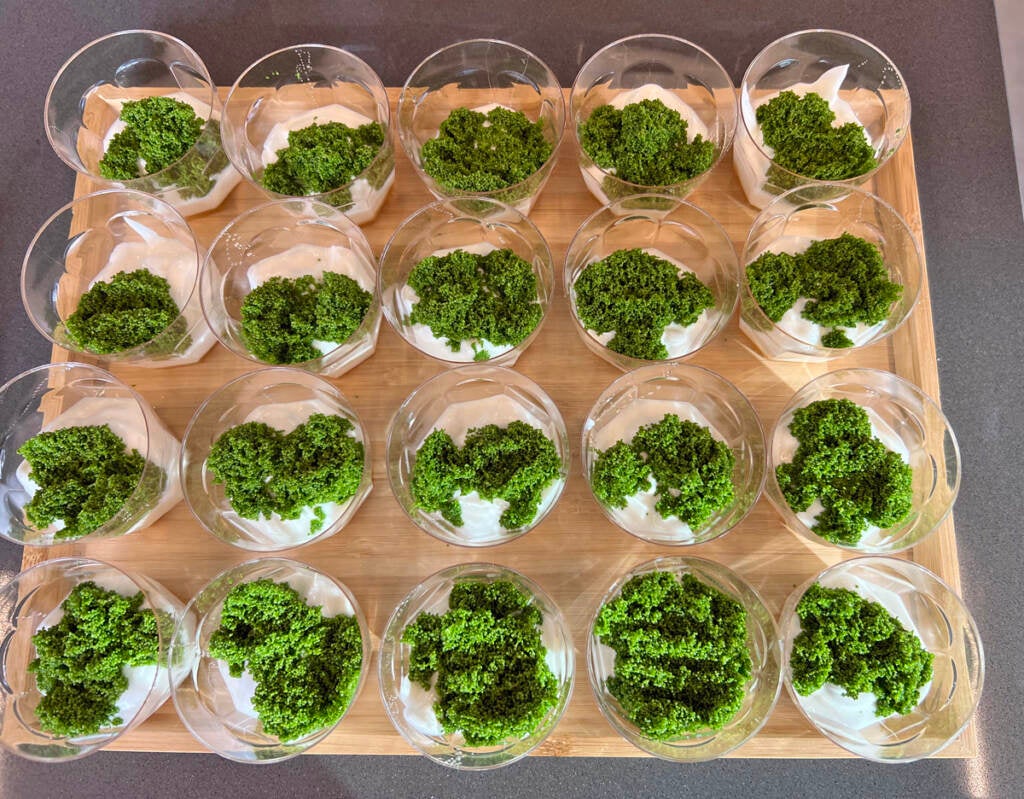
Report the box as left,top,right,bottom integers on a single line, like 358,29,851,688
738,28,911,184
779,554,984,762
767,367,961,553
570,33,736,191
222,42,394,204
397,38,566,202
21,188,202,360
44,29,218,181
739,181,923,354
199,196,381,370
378,196,555,366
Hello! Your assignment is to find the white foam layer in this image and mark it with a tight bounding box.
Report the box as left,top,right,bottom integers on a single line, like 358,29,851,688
261,103,393,224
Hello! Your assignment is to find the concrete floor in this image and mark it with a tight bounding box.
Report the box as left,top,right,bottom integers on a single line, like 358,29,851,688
995,0,1024,211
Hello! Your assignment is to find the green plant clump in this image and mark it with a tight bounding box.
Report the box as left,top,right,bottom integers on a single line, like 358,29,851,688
29,581,159,737
579,98,716,186
98,96,203,180
407,248,542,359
240,272,373,364
18,424,153,540
756,90,877,181
208,579,363,741
64,268,182,355
574,248,714,361
402,580,558,746
420,106,552,192
260,120,386,198
776,398,913,546
791,583,933,716
594,570,751,738
746,233,903,348
206,413,364,534
591,413,734,530
410,421,561,530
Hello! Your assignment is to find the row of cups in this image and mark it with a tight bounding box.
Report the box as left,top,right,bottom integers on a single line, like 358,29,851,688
0,360,958,555
44,30,909,220
22,182,922,374
0,553,982,766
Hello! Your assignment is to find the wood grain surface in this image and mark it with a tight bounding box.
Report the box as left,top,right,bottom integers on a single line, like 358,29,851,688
19,89,973,758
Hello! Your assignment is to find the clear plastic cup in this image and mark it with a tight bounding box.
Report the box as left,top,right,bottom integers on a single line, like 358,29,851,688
379,562,574,770
44,30,241,217
169,557,369,763
200,198,381,377
582,363,765,545
0,557,191,761
588,556,781,761
780,556,983,762
767,368,960,553
734,29,911,209
221,44,394,225
378,198,554,366
0,362,181,546
564,196,738,370
180,368,372,551
398,39,565,215
22,189,215,367
386,365,569,547
740,184,922,361
571,34,736,205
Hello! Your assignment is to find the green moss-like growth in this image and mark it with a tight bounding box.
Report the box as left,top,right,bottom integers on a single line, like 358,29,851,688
776,398,914,546
591,414,734,529
756,90,877,181
64,268,182,355
29,582,159,737
260,120,386,198
420,106,552,193
410,421,561,530
240,272,372,364
208,579,363,741
99,97,203,180
407,248,542,358
746,233,902,347
402,580,559,746
206,413,364,534
791,583,933,716
18,424,152,540
579,99,716,186
594,571,751,738
574,248,714,361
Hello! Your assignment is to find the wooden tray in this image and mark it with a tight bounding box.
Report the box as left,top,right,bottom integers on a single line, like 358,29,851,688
21,89,973,758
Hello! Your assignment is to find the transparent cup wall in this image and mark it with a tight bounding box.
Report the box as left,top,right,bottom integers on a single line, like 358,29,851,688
780,557,983,762
588,556,781,761
44,30,239,217
0,362,181,546
200,198,381,376
0,558,191,761
385,365,569,547
221,44,394,224
571,34,736,205
180,367,373,552
398,39,565,215
739,184,922,361
378,198,554,367
734,29,911,210
767,368,960,554
170,557,370,763
564,196,738,371
379,562,574,770
582,363,765,545
23,189,215,367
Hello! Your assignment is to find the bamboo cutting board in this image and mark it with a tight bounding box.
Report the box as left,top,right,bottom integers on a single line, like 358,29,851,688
20,89,974,758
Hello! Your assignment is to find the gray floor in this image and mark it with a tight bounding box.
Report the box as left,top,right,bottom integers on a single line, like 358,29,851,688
995,0,1024,211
